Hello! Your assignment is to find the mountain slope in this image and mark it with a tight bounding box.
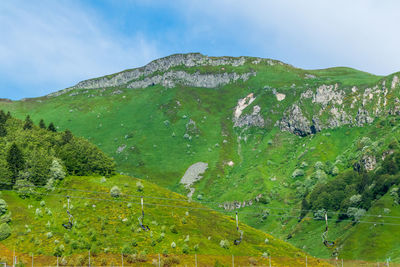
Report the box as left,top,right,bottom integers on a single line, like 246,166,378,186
2,53,400,261
0,174,327,266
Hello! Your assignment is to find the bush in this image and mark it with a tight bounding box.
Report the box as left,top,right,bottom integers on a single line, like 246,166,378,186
182,244,189,254
110,186,121,198
136,181,144,192
170,225,178,234
14,179,35,198
314,161,324,170
49,159,66,180
292,169,304,179
219,239,229,249
0,199,7,215
171,242,176,248
0,223,11,241
331,166,339,176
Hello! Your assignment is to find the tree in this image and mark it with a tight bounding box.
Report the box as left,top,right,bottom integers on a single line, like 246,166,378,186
0,110,7,124
0,123,6,137
48,122,57,132
6,143,25,185
39,119,46,129
23,115,33,130
62,129,73,144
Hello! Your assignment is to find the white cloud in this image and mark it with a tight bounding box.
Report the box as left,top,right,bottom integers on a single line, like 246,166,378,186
178,0,400,75
0,0,160,98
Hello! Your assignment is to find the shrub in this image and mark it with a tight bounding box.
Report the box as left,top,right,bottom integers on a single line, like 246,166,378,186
314,161,324,170
300,161,308,168
49,159,66,180
14,179,35,198
0,223,11,241
171,242,176,248
349,194,362,206
264,238,269,244
170,225,178,234
292,169,304,179
35,208,43,217
40,201,46,207
0,199,7,215
313,209,326,220
182,244,189,254
136,181,144,192
110,186,121,198
46,232,53,239
219,239,229,249
331,166,339,176
131,238,138,247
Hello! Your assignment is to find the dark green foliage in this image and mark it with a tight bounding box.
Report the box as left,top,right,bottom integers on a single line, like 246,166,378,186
0,123,6,137
23,115,33,130
47,122,57,132
58,138,115,176
39,119,46,129
0,114,115,188
7,143,25,185
308,151,400,216
0,110,7,124
62,129,73,144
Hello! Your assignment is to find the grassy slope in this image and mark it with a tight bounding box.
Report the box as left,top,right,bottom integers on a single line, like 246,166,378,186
0,59,396,261
0,175,328,266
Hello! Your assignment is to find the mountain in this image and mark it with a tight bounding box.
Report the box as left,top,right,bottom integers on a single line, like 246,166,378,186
2,53,400,261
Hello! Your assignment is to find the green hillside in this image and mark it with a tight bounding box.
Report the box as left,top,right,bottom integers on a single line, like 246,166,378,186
2,53,400,261
0,174,327,266
0,112,330,266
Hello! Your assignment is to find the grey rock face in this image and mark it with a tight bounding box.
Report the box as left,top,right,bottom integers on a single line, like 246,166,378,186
180,162,208,198
277,104,316,136
48,53,260,97
360,155,377,171
234,105,265,128
127,70,255,89
355,108,373,126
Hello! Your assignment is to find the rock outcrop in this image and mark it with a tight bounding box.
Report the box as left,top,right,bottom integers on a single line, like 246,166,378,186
277,104,316,136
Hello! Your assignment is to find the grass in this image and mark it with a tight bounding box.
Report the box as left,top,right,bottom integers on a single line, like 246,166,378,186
0,174,330,266
0,54,398,261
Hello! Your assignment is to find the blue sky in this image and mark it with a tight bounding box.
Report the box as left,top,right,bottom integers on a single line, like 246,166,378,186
1,0,400,100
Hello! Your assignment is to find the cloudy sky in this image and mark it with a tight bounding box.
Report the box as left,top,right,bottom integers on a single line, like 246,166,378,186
1,0,400,99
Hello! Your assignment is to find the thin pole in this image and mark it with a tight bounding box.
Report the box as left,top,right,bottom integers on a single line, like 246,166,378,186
232,255,234,267
195,254,198,267
88,250,91,267
158,253,161,267
32,253,34,267
387,258,390,267
269,256,271,267
121,253,124,267
57,256,59,267
305,256,307,267
341,258,343,267
13,248,15,267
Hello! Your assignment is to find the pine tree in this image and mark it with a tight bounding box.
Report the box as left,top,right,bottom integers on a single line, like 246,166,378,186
0,110,7,124
62,129,73,144
39,119,46,129
0,123,6,137
23,115,33,130
7,143,25,184
47,122,57,132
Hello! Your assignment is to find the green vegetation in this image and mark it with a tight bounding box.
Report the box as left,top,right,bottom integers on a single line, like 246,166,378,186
0,175,312,261
2,54,400,262
0,112,115,188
